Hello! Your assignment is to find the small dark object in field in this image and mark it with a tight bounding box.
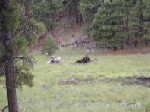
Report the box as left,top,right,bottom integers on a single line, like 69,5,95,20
76,55,91,63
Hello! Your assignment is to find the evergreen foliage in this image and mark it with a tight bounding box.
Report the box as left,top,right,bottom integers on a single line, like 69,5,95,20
90,0,150,49
42,35,58,55
0,0,46,87
142,2,150,45
79,0,102,22
14,55,34,88
129,0,144,47
0,3,20,29
92,3,124,49
33,0,61,31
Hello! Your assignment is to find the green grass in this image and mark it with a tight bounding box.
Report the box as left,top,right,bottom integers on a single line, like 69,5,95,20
0,48,150,112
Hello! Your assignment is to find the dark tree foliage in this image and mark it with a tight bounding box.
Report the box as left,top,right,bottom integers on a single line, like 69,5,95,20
0,0,46,111
79,0,103,22
33,0,61,31
92,3,125,50
62,0,67,5
90,0,150,49
0,0,19,111
42,35,58,55
129,0,144,47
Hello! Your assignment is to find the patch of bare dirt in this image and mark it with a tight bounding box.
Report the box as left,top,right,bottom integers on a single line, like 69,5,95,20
99,76,150,88
29,33,49,51
58,77,94,85
58,75,150,88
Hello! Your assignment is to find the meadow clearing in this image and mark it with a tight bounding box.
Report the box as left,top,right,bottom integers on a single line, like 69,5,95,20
0,48,150,112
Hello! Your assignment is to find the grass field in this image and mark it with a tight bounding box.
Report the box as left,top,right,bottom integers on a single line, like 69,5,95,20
0,48,150,112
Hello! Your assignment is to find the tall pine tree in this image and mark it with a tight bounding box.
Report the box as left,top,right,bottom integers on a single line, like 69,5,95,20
130,0,144,47
0,0,46,111
92,3,124,50
0,0,18,111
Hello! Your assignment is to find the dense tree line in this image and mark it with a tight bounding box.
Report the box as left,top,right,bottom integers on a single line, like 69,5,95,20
37,0,149,49
32,0,150,49
80,0,150,49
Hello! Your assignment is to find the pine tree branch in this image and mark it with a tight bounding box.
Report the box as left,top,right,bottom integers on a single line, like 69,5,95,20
1,106,8,112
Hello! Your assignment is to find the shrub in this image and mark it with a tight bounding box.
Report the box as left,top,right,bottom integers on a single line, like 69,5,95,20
42,35,58,55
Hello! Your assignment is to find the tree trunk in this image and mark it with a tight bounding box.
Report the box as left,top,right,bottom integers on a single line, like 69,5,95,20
1,0,18,112
145,39,148,47
79,13,83,24
134,40,138,47
76,10,79,24
125,10,130,46
5,56,18,112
